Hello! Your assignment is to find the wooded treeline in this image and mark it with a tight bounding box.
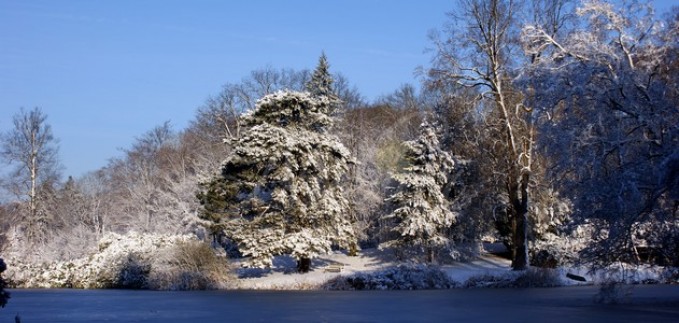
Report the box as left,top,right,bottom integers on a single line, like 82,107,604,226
1,0,677,271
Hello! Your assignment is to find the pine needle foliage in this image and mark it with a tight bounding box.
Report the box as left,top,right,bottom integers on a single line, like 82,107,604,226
381,122,457,261
198,91,357,269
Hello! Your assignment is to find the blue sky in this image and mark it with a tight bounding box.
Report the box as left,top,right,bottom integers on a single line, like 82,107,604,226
1,0,676,178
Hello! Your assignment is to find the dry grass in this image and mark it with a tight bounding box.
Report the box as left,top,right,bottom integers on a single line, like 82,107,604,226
149,240,233,290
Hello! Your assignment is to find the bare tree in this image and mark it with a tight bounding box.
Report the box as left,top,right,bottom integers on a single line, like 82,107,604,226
1,107,60,245
337,103,423,246
529,0,575,43
377,84,430,111
333,73,366,110
428,0,533,269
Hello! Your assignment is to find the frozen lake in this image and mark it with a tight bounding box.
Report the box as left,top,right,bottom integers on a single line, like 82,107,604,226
2,286,679,322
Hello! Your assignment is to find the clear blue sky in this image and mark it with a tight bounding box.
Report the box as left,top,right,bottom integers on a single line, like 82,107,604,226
1,0,676,178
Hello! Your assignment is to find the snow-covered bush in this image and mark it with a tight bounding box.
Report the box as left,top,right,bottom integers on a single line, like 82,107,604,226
662,268,679,285
111,252,151,289
323,264,457,290
4,232,231,290
463,273,518,288
464,268,562,288
530,230,585,267
528,188,574,267
512,268,562,288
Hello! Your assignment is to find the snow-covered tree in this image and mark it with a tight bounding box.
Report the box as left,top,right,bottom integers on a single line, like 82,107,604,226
305,52,334,98
306,52,343,117
520,0,679,265
381,122,456,263
198,91,357,272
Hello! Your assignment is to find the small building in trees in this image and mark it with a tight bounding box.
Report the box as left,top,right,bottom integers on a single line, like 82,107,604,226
198,91,357,272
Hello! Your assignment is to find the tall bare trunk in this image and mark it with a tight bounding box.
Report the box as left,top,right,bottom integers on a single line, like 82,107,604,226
496,76,529,270
29,133,38,220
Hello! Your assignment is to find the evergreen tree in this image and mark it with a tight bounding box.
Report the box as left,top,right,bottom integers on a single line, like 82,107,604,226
198,91,357,272
305,52,335,98
381,122,457,262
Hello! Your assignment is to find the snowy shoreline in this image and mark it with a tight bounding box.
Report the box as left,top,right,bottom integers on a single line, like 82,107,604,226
230,249,678,291
4,232,676,291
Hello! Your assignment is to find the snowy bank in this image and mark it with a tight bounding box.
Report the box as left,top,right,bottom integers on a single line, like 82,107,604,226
4,240,676,291
5,232,231,290
231,248,678,291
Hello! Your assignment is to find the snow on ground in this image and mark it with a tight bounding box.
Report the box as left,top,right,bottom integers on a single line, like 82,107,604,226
230,246,677,290
232,248,516,290
232,249,398,289
440,253,512,283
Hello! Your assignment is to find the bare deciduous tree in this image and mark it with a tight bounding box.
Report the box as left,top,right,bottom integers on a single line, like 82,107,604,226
1,107,60,245
428,0,532,270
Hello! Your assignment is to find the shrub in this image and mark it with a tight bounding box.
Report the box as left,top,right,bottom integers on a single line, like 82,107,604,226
114,253,151,289
464,268,562,288
662,268,679,284
149,240,231,290
513,268,562,288
0,258,9,308
530,250,558,268
323,265,457,290
464,273,517,288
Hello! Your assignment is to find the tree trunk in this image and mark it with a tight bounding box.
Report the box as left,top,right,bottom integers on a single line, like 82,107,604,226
494,66,529,270
29,140,38,221
297,257,311,273
510,171,529,270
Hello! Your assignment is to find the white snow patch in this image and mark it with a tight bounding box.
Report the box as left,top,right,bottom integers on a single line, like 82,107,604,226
232,249,397,290
440,253,513,283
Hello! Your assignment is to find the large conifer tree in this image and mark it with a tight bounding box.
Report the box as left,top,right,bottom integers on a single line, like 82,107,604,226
198,91,357,272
